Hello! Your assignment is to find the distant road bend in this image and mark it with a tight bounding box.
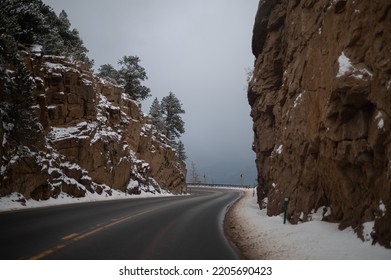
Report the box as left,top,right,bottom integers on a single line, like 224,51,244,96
0,187,242,260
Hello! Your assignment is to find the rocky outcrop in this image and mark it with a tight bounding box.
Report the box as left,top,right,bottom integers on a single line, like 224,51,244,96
248,0,391,247
0,48,186,201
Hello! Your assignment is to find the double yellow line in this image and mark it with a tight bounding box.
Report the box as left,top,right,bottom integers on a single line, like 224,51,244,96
29,206,162,260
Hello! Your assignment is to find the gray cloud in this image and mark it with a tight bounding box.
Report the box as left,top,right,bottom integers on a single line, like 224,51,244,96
43,0,259,185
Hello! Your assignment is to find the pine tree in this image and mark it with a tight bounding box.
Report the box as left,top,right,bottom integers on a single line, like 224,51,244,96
9,59,43,147
66,28,94,68
160,92,185,140
176,140,187,162
118,56,151,101
0,2,21,46
149,98,164,132
0,35,42,148
97,56,151,102
0,0,94,68
58,10,71,30
149,93,187,162
96,64,119,82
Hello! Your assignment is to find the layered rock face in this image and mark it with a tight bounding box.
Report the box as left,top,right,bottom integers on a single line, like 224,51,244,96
0,49,186,201
248,0,391,247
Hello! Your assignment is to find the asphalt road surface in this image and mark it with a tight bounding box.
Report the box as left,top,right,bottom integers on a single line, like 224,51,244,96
0,187,242,260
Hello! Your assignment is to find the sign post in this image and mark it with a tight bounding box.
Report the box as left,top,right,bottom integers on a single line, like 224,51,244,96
283,198,289,224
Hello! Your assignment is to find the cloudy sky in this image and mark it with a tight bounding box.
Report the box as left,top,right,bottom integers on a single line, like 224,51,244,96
42,0,260,185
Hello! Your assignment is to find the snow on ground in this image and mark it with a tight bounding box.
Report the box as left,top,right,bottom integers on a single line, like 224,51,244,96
0,190,175,213
232,189,391,259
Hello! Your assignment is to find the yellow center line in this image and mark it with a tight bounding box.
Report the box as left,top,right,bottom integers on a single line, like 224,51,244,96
29,205,169,260
29,249,55,260
61,233,79,241
73,227,104,241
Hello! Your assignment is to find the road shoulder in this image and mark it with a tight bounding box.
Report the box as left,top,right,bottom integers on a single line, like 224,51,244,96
224,190,266,259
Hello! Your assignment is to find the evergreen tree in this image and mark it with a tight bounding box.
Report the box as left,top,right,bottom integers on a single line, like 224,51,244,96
176,140,187,162
149,93,187,161
96,64,119,83
118,56,151,101
65,28,92,66
0,35,42,148
58,10,71,30
97,56,150,102
1,0,47,45
160,92,185,140
0,0,92,147
149,98,164,132
9,59,42,147
0,0,94,68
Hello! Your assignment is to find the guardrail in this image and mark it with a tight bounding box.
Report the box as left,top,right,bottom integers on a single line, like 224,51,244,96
187,183,252,189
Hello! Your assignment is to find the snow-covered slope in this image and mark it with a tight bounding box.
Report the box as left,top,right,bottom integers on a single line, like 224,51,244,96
0,47,186,208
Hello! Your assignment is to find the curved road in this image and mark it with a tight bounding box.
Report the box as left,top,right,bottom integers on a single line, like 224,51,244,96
0,187,242,260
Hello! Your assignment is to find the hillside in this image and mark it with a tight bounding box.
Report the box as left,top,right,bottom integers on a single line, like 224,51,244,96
0,47,186,202
0,0,186,204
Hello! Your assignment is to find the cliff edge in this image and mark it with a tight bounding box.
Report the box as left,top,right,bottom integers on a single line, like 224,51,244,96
248,0,391,247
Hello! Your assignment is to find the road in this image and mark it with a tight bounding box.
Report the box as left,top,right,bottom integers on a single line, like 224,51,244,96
0,187,242,260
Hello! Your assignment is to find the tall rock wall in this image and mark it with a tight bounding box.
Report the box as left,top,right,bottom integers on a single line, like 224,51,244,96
0,48,186,201
248,0,391,247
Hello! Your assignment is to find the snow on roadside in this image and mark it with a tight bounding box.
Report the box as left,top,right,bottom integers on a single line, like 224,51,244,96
234,190,391,259
0,190,175,213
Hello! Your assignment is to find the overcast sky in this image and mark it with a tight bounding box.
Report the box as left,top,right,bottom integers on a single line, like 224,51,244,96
42,0,259,185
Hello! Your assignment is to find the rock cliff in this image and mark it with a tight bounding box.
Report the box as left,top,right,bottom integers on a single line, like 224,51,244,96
248,0,391,247
0,47,187,202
